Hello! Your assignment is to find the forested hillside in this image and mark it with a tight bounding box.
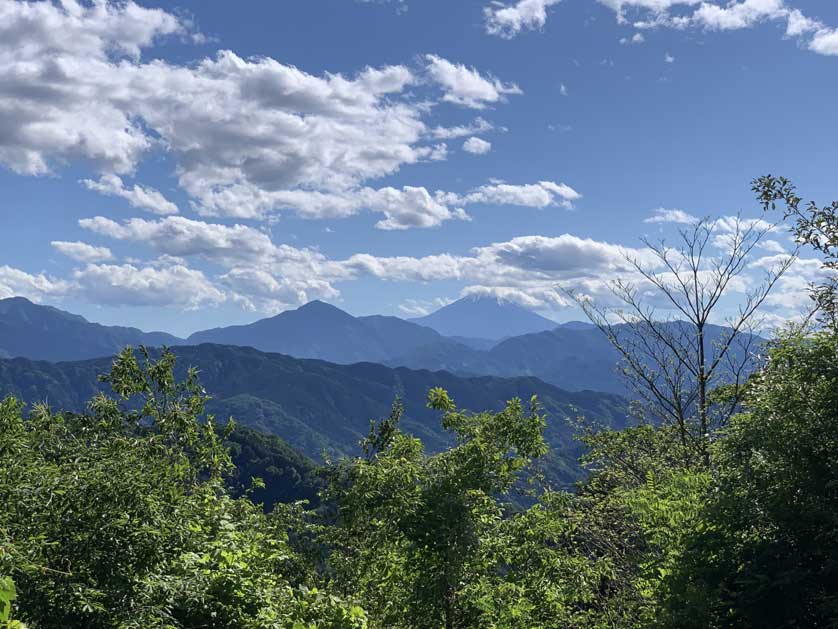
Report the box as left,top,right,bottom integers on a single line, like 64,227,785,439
0,344,628,486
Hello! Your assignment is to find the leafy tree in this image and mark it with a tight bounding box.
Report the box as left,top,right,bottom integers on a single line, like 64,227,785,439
323,389,552,628
0,347,365,628
663,329,838,628
753,174,838,326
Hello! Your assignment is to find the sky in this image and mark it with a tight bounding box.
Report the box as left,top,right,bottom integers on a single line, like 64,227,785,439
1,0,837,337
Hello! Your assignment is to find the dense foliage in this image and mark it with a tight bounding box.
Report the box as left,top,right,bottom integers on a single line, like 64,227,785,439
2,324,836,627
0,348,365,628
0,343,628,486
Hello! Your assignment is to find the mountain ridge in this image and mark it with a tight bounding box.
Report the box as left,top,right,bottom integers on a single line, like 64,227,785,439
0,343,629,486
0,297,182,362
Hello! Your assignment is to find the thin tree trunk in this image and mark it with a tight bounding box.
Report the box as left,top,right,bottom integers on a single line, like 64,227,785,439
697,324,709,468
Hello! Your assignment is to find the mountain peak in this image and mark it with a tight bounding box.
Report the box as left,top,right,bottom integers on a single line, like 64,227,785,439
409,296,557,340
0,296,88,324
0,296,180,361
296,299,346,313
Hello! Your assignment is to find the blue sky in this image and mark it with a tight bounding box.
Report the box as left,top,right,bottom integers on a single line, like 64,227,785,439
1,0,837,336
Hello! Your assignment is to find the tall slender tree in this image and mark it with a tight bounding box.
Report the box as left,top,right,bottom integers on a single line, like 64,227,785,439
570,215,793,465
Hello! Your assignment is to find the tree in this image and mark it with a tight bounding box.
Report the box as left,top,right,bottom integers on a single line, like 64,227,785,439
570,216,793,465
323,390,550,629
753,174,838,326
0,347,366,628
664,329,838,628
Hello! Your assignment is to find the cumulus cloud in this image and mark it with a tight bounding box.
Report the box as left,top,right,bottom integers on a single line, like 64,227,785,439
750,256,831,313
444,181,581,209
463,137,492,154
72,263,226,309
0,2,529,227
78,216,278,264
0,265,70,301
460,284,570,309
809,28,838,56
220,267,340,313
484,0,563,38
77,214,355,311
424,54,522,109
0,0,181,175
344,232,667,312
644,208,698,224
60,208,790,317
484,0,838,58
51,240,114,263
82,174,178,215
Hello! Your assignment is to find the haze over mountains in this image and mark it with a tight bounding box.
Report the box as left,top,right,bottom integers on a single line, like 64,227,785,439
187,300,446,364
407,295,559,339
0,297,180,362
0,294,763,483
0,296,757,396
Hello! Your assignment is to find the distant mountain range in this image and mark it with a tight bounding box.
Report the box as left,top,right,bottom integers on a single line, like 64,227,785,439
187,300,447,364
0,344,628,486
0,296,757,396
0,297,180,362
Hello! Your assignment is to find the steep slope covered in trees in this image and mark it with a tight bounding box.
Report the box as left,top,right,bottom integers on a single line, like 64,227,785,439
0,344,628,486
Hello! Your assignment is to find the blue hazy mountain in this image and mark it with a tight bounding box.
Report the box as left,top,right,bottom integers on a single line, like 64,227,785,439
408,295,559,339
389,321,760,396
1,297,756,397
188,300,446,364
0,297,181,362
0,344,628,487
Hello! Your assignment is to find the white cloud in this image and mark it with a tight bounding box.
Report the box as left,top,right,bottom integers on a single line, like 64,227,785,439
691,0,785,31
644,208,698,224
424,54,522,109
77,214,358,312
51,240,114,263
749,256,830,313
1,3,527,226
485,0,838,58
78,215,280,264
220,267,340,313
460,284,569,309
0,0,182,175
446,180,581,209
809,28,838,56
365,186,466,230
758,239,788,254
484,0,563,38
714,215,778,234
0,265,70,301
430,117,495,139
463,137,492,154
620,32,647,43
72,263,226,309
664,52,675,62
559,82,569,96
82,174,178,215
